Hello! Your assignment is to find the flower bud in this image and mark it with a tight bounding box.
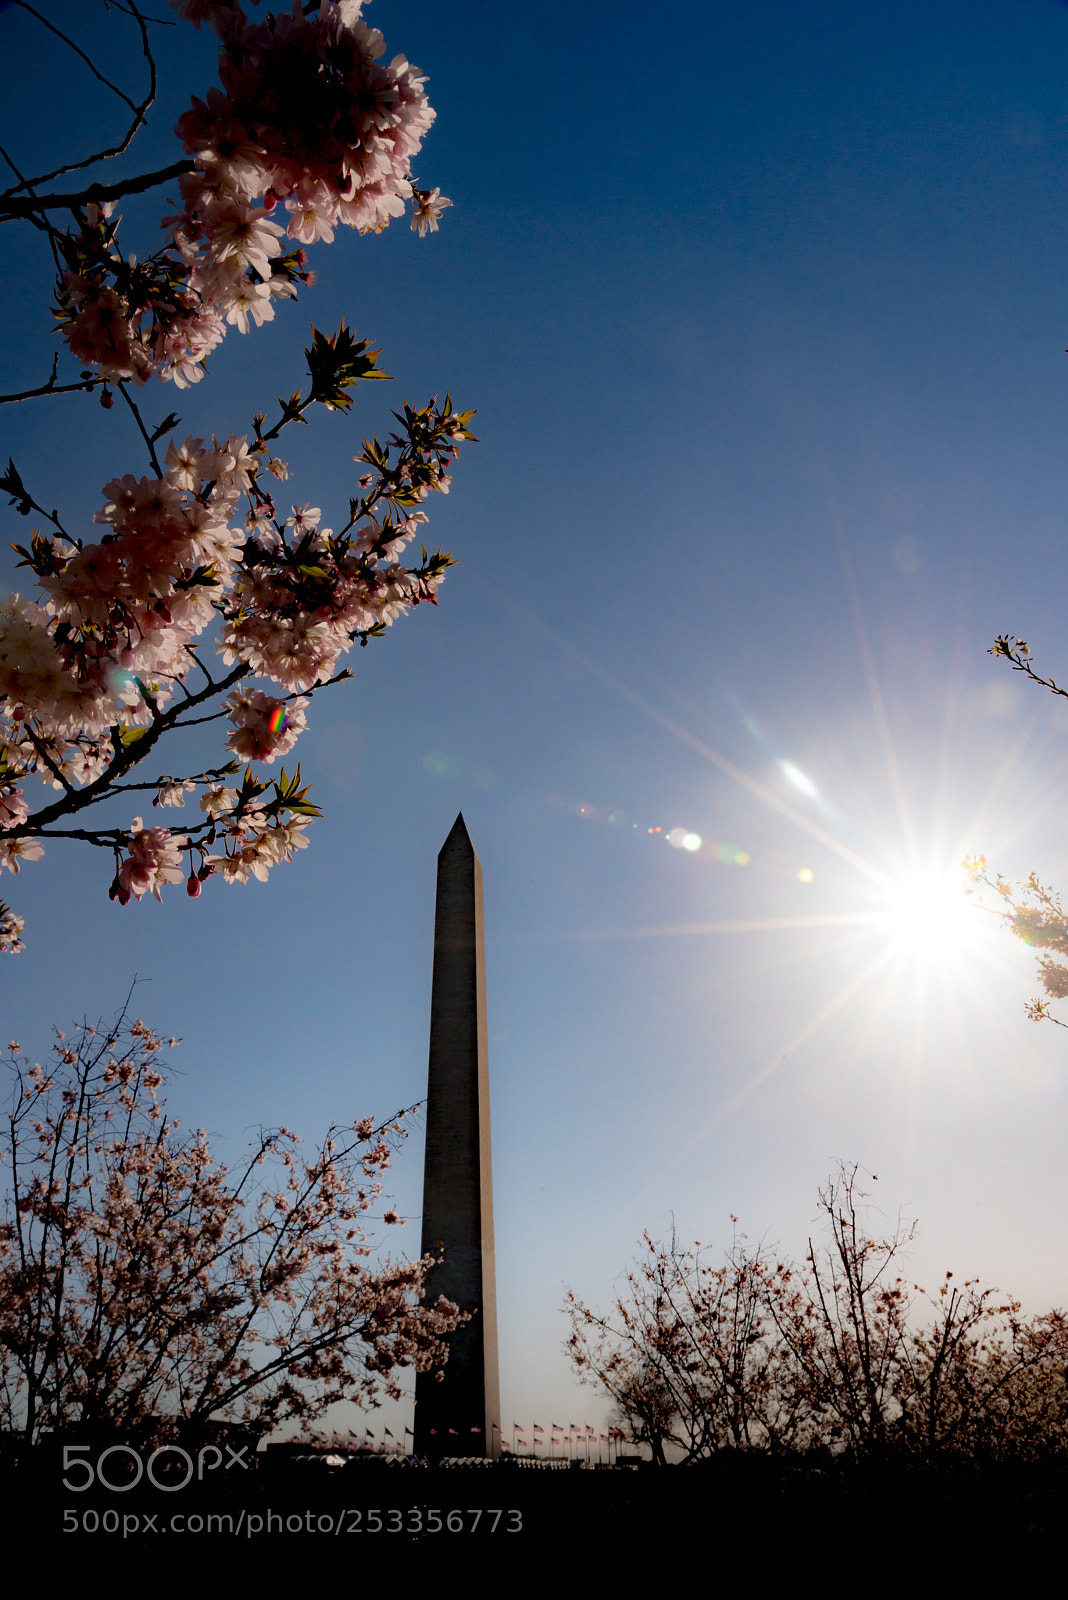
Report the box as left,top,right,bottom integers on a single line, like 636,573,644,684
186,873,202,898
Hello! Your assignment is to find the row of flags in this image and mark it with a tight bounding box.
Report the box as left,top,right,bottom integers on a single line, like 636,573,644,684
292,1427,409,1452
292,1423,627,1452
497,1424,627,1450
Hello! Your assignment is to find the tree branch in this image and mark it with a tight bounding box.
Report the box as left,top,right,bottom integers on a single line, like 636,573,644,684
22,663,249,832
0,160,192,222
118,381,164,476
0,370,100,407
989,635,1068,700
0,1,167,209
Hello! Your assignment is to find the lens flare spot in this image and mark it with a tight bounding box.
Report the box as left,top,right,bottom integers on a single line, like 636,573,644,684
267,705,289,736
708,841,749,866
106,664,139,699
798,867,814,884
778,759,818,800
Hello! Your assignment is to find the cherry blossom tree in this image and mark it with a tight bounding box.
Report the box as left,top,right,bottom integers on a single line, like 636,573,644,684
895,1271,1068,1462
757,1164,917,1458
0,1,474,952
566,1165,1068,1464
0,1005,463,1445
565,1225,813,1465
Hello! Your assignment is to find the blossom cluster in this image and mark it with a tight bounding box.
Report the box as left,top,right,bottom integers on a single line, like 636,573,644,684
963,858,1068,1024
0,907,24,955
224,686,307,763
201,803,310,886
112,818,187,905
55,1,447,388
219,502,440,693
3,437,250,748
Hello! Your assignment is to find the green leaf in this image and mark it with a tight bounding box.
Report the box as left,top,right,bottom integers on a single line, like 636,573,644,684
273,763,323,819
306,320,393,413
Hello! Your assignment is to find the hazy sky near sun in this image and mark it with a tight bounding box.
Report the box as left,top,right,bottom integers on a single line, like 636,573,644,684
5,0,1068,1437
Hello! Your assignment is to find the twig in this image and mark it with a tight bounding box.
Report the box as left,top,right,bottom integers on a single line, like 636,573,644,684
989,636,1068,700
11,1,144,116
0,355,99,408
118,381,164,475
0,1,168,206
0,160,191,221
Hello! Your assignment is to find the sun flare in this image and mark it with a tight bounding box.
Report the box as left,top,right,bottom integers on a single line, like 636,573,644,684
877,869,978,962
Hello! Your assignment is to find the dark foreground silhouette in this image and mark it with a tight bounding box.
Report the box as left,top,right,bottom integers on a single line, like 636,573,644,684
7,1434,1066,1561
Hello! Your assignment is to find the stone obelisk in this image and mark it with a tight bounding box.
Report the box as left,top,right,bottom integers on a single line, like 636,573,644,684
414,815,501,1459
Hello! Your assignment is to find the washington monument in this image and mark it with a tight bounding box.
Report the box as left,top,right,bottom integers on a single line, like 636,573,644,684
414,815,501,1459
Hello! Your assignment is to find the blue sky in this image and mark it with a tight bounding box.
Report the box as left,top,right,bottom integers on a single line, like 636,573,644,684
5,0,1068,1442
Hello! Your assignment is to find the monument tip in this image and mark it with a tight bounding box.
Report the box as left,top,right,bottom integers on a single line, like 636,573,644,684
442,812,474,854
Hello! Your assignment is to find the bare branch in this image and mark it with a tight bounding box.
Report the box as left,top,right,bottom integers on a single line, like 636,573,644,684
0,1,168,207
0,370,100,407
0,159,193,222
12,1,144,117
117,380,164,476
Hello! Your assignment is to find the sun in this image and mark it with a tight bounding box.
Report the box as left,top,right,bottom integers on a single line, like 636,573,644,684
876,868,980,963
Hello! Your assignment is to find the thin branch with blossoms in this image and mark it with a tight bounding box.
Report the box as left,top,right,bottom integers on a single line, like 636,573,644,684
0,344,473,910
977,641,1068,1029
989,634,1068,701
962,857,1068,1029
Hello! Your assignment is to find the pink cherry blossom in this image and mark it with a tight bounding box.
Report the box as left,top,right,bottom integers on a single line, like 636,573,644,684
115,819,187,902
411,187,453,237
53,1,445,390
0,837,44,874
0,790,28,831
